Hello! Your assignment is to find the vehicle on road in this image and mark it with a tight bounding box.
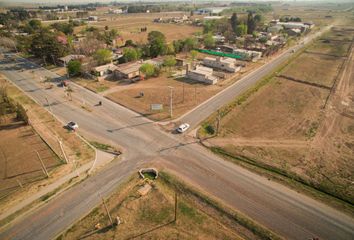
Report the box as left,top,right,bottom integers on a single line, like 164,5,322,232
60,80,69,87
176,123,190,133
66,121,78,130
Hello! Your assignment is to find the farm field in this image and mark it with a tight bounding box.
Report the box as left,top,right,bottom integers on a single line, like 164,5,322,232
75,12,201,44
200,25,354,205
58,173,270,240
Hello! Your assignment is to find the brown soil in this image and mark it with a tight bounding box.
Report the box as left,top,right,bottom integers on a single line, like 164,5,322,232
60,176,260,240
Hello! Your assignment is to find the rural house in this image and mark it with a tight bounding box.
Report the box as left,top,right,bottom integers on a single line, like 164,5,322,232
203,57,241,73
93,63,117,77
114,62,142,80
187,65,218,85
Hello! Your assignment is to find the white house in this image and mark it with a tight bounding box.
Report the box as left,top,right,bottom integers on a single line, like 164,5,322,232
93,63,116,77
203,57,241,73
187,66,218,85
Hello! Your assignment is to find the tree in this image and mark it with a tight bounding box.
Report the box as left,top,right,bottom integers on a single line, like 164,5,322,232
123,48,141,62
203,34,215,48
27,19,42,33
124,39,135,47
30,29,67,64
148,31,167,57
101,29,118,46
190,50,198,61
183,37,198,52
166,43,175,55
139,63,156,78
163,55,176,71
247,12,256,34
230,13,238,33
94,49,112,65
67,60,82,76
74,36,105,56
51,22,74,35
235,24,248,37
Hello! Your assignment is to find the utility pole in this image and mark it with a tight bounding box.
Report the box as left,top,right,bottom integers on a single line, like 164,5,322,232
174,192,178,222
216,109,221,136
168,86,174,118
36,151,49,178
194,86,197,104
57,138,69,164
100,194,113,226
45,97,52,114
182,83,185,103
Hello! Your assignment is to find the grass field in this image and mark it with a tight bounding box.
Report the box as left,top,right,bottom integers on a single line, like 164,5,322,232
75,12,202,44
58,174,274,240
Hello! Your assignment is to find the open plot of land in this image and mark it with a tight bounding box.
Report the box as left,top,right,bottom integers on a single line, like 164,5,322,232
0,124,60,199
76,12,201,44
106,74,221,121
307,40,351,57
218,78,328,140
59,174,264,240
0,74,95,217
200,25,354,204
281,52,343,88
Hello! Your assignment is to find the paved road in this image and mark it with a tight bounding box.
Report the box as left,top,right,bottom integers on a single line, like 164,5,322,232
0,26,354,240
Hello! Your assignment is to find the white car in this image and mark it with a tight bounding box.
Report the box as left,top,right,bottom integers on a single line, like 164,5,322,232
67,121,79,130
177,123,190,133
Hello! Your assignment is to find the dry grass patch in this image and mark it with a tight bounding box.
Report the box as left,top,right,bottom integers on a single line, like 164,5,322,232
59,175,267,240
218,78,328,140
281,52,343,87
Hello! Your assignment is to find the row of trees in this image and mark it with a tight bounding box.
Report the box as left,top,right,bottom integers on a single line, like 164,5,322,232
204,11,263,39
121,31,200,63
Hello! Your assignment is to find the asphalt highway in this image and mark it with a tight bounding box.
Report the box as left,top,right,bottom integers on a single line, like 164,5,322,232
0,26,353,240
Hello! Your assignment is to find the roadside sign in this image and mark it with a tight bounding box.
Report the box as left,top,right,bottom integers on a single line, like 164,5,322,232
151,104,163,111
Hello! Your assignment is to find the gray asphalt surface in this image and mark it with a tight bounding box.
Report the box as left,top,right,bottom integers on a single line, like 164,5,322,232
0,26,353,240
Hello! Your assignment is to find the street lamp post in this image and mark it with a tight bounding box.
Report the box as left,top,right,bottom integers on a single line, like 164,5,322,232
168,86,174,118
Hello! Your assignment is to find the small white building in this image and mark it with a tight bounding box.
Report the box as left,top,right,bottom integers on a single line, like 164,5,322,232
276,22,308,32
88,16,98,21
233,48,262,62
203,57,241,73
187,66,218,85
267,25,283,34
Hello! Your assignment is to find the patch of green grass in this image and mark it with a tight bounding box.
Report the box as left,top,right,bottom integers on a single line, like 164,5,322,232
143,172,156,180
306,121,319,139
178,201,204,224
96,86,109,93
140,205,172,224
90,141,112,151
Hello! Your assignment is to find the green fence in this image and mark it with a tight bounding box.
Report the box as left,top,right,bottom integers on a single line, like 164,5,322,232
196,49,248,60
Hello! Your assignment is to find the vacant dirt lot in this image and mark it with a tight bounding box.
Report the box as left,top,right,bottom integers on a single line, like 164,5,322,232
76,12,201,44
0,124,60,199
201,25,354,204
218,78,328,140
307,40,351,57
59,174,264,240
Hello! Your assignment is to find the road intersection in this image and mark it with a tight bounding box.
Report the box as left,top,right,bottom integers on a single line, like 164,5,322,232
0,26,353,240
